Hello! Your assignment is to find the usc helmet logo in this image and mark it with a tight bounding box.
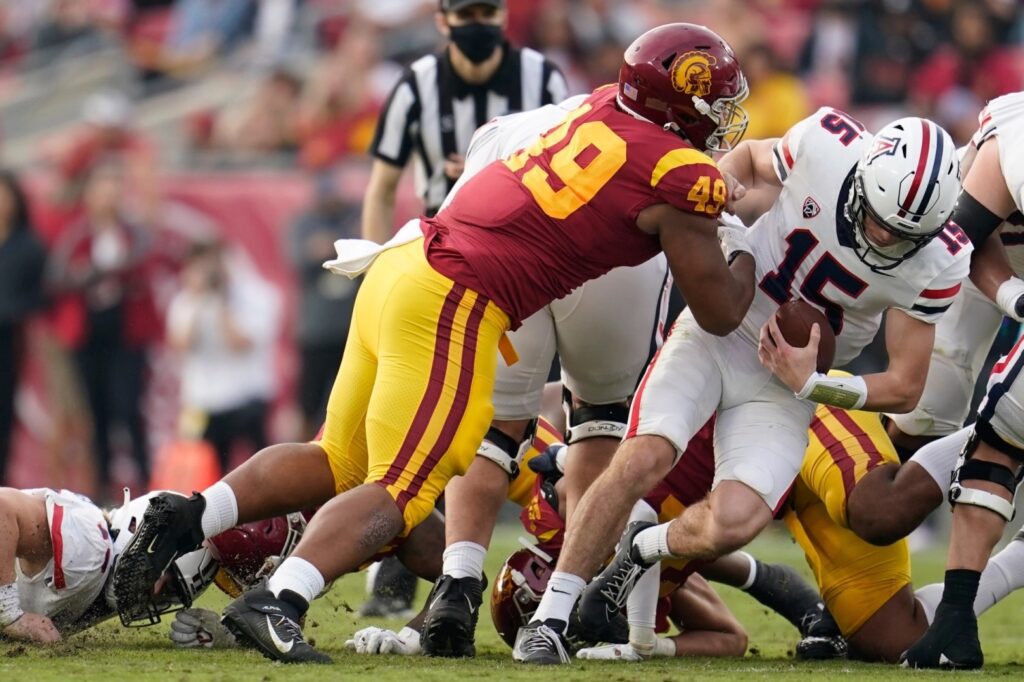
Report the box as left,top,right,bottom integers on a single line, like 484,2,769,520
670,51,717,97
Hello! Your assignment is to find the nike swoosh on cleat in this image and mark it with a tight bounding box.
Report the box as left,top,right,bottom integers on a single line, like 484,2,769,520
146,536,160,555
267,617,295,654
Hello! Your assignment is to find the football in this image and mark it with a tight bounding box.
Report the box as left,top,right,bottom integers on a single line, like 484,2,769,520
774,300,836,373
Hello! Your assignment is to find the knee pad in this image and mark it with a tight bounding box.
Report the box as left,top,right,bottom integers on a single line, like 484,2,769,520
476,421,536,478
564,400,629,444
948,421,1024,522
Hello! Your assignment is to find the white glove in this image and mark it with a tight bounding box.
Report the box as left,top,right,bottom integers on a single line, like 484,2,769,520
576,643,645,661
717,212,750,262
996,277,1024,322
169,608,237,649
344,626,421,655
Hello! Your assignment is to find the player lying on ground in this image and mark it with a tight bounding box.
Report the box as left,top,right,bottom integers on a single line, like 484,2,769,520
580,374,1024,663
0,487,216,643
343,428,831,658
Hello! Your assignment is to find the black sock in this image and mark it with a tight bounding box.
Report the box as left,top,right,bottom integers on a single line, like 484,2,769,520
746,560,824,634
279,588,310,618
941,569,981,610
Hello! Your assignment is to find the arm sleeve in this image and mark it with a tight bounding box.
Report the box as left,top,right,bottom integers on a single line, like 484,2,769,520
972,105,998,149
369,73,419,168
770,108,829,183
906,259,971,324
649,148,728,219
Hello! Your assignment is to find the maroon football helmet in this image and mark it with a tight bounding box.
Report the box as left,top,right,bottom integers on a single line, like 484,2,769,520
618,23,748,152
491,545,556,648
207,511,313,598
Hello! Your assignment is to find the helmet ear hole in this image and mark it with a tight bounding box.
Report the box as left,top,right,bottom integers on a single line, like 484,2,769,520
660,53,676,70
900,144,908,158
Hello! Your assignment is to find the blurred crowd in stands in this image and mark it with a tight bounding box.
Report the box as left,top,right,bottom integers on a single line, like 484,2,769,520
0,0,1020,501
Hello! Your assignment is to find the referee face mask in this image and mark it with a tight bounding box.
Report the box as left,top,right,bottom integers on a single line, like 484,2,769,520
449,21,503,63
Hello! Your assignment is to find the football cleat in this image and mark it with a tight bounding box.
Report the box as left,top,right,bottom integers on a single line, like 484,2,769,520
512,622,571,665
576,521,655,635
421,575,484,658
566,601,629,650
899,604,982,670
221,586,331,664
112,492,206,622
795,603,847,660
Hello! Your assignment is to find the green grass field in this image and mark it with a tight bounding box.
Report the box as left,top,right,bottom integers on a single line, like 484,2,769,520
3,525,1023,680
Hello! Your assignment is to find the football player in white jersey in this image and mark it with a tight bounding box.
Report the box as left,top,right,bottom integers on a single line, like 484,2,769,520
885,111,1024,458
0,487,214,644
903,92,1024,670
515,109,969,664
419,98,672,657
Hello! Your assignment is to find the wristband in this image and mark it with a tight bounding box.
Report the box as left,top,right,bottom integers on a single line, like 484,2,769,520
795,372,868,410
996,277,1024,322
0,583,24,628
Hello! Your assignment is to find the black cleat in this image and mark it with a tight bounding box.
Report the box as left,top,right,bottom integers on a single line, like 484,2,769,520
112,492,206,625
512,622,571,665
222,587,331,664
900,604,982,670
795,603,847,660
576,521,655,635
421,575,484,657
566,601,629,650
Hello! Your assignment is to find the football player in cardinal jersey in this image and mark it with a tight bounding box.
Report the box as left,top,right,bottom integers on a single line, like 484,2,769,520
113,22,755,664
901,92,1024,669
418,96,671,658
515,105,969,663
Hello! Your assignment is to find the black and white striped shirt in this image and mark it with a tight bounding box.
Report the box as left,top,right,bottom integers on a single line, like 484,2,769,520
370,44,569,214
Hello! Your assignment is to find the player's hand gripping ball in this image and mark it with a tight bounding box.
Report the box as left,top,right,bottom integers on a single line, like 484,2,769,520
772,300,836,373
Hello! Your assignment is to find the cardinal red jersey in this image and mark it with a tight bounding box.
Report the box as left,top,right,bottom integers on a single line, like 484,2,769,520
422,86,726,328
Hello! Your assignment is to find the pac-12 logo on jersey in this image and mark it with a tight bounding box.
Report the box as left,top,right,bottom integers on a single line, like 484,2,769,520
868,135,900,162
802,197,820,219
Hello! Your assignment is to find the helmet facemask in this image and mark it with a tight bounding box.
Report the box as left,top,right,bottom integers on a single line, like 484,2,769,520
695,75,750,152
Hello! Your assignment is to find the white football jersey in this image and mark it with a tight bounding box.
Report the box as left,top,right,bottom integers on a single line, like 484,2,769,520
16,489,113,630
972,92,1024,275
737,107,972,367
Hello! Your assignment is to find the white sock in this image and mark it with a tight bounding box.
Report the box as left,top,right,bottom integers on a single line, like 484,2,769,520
627,560,659,631
442,541,486,580
974,537,1024,616
532,572,586,627
916,538,1024,623
200,481,238,538
914,583,942,624
735,551,758,590
908,427,973,492
634,523,672,564
268,556,325,604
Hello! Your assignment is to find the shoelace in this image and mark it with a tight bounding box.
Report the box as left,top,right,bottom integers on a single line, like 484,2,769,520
598,560,645,611
521,626,565,655
273,615,304,643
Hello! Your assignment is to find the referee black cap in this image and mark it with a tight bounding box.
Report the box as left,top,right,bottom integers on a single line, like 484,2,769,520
440,0,505,11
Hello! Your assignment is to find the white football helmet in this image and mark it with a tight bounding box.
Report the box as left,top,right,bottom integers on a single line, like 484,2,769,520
106,489,218,626
845,117,960,271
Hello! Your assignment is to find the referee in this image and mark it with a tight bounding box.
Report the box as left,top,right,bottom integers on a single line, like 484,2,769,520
361,0,569,242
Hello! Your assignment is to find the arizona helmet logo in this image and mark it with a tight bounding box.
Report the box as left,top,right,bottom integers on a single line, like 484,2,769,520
670,51,717,97
868,135,900,162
